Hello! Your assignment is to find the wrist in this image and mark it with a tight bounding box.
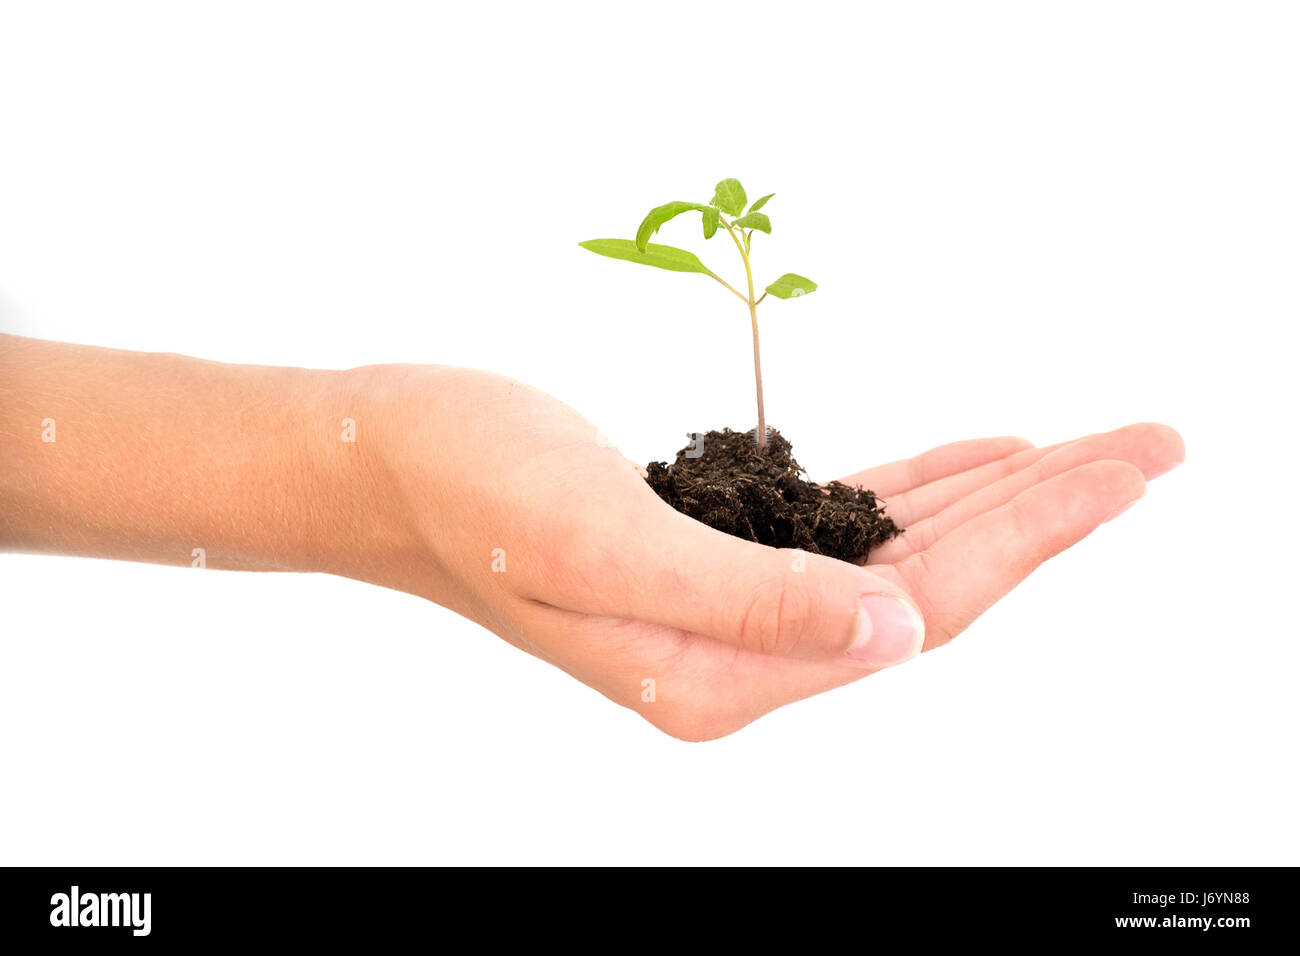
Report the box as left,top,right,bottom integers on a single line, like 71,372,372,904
300,364,430,594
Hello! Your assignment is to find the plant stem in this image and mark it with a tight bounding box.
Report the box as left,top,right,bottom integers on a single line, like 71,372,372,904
748,298,765,448
706,270,749,303
722,219,766,448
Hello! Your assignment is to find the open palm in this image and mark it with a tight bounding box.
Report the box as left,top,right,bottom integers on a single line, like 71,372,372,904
381,368,1183,741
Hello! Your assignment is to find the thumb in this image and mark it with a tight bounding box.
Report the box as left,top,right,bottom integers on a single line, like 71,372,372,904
608,508,926,666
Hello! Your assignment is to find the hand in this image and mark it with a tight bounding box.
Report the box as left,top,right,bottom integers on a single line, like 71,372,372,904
0,338,1182,741
360,365,1184,740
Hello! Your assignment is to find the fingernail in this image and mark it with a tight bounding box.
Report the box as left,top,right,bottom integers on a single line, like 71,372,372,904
848,593,926,667
1104,488,1147,523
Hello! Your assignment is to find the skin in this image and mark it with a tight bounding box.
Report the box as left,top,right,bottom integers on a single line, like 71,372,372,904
0,334,1185,740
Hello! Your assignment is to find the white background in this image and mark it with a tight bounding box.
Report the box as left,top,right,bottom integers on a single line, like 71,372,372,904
1,1,1296,865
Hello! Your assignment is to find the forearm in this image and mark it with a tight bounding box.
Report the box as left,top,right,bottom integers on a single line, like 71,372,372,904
0,334,415,581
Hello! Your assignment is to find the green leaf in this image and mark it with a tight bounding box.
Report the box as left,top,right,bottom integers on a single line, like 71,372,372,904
579,239,711,274
710,178,747,217
748,193,774,213
765,273,817,298
702,206,720,239
732,212,771,234
635,201,708,252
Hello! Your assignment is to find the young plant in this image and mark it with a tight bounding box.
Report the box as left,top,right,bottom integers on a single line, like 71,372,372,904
580,177,816,449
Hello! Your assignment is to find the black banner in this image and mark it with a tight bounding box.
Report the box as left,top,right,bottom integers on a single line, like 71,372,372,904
0,867,1286,945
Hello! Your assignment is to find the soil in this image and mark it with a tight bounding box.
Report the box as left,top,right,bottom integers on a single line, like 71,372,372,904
645,428,902,564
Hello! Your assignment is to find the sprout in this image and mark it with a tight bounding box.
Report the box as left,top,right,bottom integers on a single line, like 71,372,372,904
580,178,816,449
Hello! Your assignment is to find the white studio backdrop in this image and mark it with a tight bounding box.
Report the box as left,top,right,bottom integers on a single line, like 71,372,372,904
0,1,1296,864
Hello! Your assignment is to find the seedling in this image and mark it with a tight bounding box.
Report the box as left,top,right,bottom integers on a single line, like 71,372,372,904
579,177,898,563
580,177,815,449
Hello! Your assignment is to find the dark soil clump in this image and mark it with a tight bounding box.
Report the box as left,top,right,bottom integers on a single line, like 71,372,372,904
645,428,901,564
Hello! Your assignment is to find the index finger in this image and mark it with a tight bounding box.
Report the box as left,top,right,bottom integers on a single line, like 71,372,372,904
840,435,1033,497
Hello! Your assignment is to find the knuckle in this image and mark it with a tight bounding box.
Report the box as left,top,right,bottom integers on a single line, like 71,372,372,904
908,519,941,555
735,571,813,657
1025,454,1057,489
